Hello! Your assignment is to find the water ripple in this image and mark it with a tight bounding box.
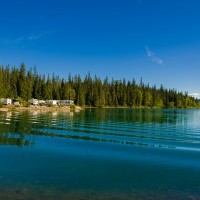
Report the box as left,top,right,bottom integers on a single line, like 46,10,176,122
0,109,200,151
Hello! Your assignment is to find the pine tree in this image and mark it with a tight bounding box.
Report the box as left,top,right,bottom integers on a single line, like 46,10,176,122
10,67,19,98
135,88,143,107
143,91,152,107
0,64,198,108
18,63,29,100
26,69,33,100
44,75,53,100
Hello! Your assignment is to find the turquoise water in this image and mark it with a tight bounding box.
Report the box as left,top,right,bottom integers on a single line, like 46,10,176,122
0,108,200,199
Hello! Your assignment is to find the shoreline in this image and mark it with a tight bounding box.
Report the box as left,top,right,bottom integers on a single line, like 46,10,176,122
0,105,82,113
84,106,199,109
0,105,198,113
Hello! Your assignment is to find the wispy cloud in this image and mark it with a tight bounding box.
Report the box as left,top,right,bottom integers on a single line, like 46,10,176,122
28,33,43,41
189,92,200,99
3,32,45,45
145,46,163,65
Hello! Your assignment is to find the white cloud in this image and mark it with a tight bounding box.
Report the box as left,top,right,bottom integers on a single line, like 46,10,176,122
189,93,200,99
145,46,163,65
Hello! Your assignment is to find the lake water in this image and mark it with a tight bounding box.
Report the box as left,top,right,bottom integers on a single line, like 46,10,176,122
0,108,200,199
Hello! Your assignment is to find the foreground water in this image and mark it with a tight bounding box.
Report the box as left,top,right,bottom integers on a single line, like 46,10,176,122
0,108,200,199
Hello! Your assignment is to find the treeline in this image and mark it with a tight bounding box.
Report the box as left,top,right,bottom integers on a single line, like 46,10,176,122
0,64,199,108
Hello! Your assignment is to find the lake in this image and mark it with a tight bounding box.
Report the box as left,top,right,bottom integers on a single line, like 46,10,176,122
0,108,200,199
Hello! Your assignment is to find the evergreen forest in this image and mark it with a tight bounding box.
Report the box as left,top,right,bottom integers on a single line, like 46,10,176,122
0,64,199,108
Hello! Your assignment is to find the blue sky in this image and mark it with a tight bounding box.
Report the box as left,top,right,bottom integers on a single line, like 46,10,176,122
0,0,200,97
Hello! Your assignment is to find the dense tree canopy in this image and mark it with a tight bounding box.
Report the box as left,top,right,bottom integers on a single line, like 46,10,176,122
0,64,199,108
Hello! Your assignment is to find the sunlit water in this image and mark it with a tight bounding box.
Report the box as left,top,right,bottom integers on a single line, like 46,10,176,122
0,108,200,199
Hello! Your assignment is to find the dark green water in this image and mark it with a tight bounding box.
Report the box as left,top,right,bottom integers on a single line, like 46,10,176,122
0,108,200,199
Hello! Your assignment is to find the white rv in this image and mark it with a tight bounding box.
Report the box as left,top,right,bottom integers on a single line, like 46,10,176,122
28,98,39,105
12,99,20,105
38,100,46,105
0,98,12,105
66,100,74,105
5,99,12,105
59,100,74,105
47,100,58,105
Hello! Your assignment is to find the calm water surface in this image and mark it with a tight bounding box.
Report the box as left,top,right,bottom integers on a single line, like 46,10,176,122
0,108,200,199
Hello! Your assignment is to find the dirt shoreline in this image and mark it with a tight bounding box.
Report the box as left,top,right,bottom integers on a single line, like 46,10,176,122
0,105,82,112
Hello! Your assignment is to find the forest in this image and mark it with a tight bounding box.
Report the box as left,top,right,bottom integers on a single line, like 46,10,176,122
0,63,199,108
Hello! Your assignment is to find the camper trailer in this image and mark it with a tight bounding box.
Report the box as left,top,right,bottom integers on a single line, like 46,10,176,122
59,100,74,105
28,98,39,105
12,99,20,105
0,98,12,105
46,100,58,105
